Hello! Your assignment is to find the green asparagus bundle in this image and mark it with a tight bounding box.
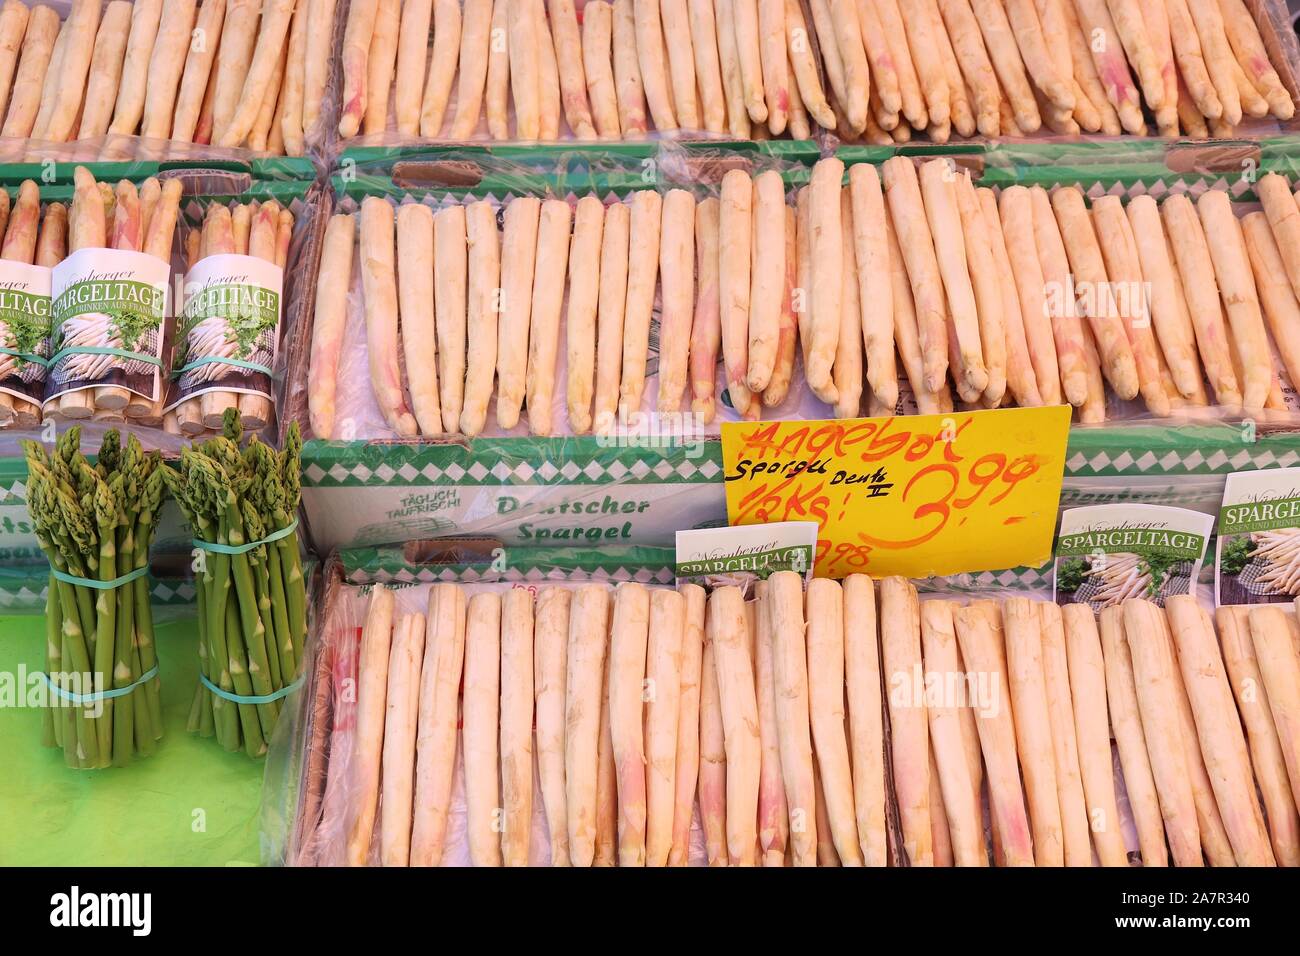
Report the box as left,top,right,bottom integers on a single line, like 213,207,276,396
165,411,307,758
24,428,166,769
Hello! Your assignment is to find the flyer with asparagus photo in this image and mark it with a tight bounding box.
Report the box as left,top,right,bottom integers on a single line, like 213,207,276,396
1216,467,1300,606
47,247,170,403
170,252,283,407
1053,503,1214,610
0,258,51,404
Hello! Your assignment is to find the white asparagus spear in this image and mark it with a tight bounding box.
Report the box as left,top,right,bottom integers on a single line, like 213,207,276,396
43,0,100,142
708,586,761,866
1186,0,1241,124
1097,606,1167,866
842,575,885,865
1242,213,1300,407
210,0,261,141
926,0,975,137
619,189,662,413
612,0,648,136
1029,185,1089,406
763,204,799,406
410,584,468,867
873,0,926,127
752,583,788,866
566,585,611,866
346,585,394,866
307,215,354,437
536,0,562,139
764,571,817,865
920,600,987,866
900,0,950,126
77,2,133,140
1004,0,1072,110
1251,606,1300,817
979,187,1040,406
171,0,226,143
583,1,622,138
525,199,573,436
954,171,1006,403
882,157,948,393
380,612,426,867
998,186,1061,404
1061,605,1128,866
339,0,380,136
1258,174,1300,306
499,588,535,867
396,203,441,437
1218,607,1300,866
1038,602,1092,867
303,0,341,134
459,201,500,437
448,0,493,138
1197,190,1272,414
920,160,986,395
952,604,1034,866
1165,0,1222,119
485,0,511,139
657,189,696,412
28,5,66,142
566,197,604,433
534,587,572,865
417,0,463,138
635,0,678,129
755,0,787,133
507,0,541,138
687,0,726,133
463,592,502,867
610,583,650,866
938,0,999,134
828,0,868,132
496,197,541,429
659,0,699,129
698,589,729,866
669,584,706,866
690,197,723,420
746,170,784,392
834,188,863,419
1166,597,1274,865
1002,597,1064,866
592,200,631,433
644,589,685,866
1,6,58,138
719,171,754,415
806,158,844,401
715,0,752,136
393,0,434,135
594,627,619,867
880,577,933,866
784,0,833,129
805,579,864,865
1162,193,1241,410
806,0,846,116
732,0,767,123
1126,196,1201,398
1104,0,1165,109
433,206,468,434
360,198,418,437
1123,599,1203,866
855,0,898,121
543,0,595,138
1220,0,1293,117
223,0,297,145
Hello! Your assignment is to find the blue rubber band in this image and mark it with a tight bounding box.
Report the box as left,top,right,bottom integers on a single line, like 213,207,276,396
42,664,159,705
192,517,298,555
50,565,149,590
199,671,303,705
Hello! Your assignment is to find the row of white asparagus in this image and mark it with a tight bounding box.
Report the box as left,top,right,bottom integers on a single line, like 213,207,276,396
824,0,1296,143
0,0,331,156
0,180,64,427
335,0,1296,142
164,199,296,438
337,575,1300,865
1252,529,1300,595
308,158,1300,441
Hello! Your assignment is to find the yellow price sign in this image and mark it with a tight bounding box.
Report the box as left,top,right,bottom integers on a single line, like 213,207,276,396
720,406,1072,579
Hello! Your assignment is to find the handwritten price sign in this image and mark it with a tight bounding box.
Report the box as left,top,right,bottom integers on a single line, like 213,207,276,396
720,406,1071,579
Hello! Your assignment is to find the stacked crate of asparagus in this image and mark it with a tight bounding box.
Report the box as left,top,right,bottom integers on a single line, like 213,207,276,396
307,156,1300,440
0,0,334,158
42,165,182,425
164,198,296,438
334,0,838,140
163,413,309,758
23,427,167,769
819,0,1297,143
0,179,65,428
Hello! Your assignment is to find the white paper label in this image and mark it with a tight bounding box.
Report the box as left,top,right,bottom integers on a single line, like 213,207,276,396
675,521,819,584
0,258,52,402
1053,503,1213,609
1215,467,1300,606
48,247,170,402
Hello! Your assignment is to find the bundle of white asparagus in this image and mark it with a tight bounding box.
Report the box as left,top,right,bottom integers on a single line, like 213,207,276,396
0,179,64,428
819,0,1296,143
164,199,296,438
0,0,334,157
308,159,1300,441
43,166,183,425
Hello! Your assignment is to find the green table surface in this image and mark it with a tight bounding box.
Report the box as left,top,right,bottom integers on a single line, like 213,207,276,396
0,614,265,866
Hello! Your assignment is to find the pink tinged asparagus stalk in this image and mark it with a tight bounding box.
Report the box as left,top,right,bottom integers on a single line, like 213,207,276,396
1166,598,1274,865
339,0,380,137
447,0,492,139
763,205,799,408
346,585,394,866
566,585,611,866
619,189,662,414
1028,186,1088,407
1037,602,1093,867
842,575,886,865
747,170,784,393
669,584,706,866
698,586,729,866
460,201,500,437
499,588,535,867
359,198,418,437
1251,606,1300,817
847,165,896,409
765,571,818,865
410,584,468,867
496,197,541,430
953,171,1006,404
525,199,573,436
880,576,933,865
656,189,697,412
396,203,441,436
462,592,503,867
752,582,789,866
417,0,463,138
806,158,845,403
593,200,630,434
566,197,605,434
718,170,754,415
689,197,722,422
998,185,1060,405
952,604,1034,866
1125,196,1201,399
708,586,761,866
380,612,426,867
432,207,468,434
1258,174,1300,310
1061,605,1129,867
533,588,572,865
594,631,619,866
609,583,650,866
644,589,686,866
920,599,988,866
